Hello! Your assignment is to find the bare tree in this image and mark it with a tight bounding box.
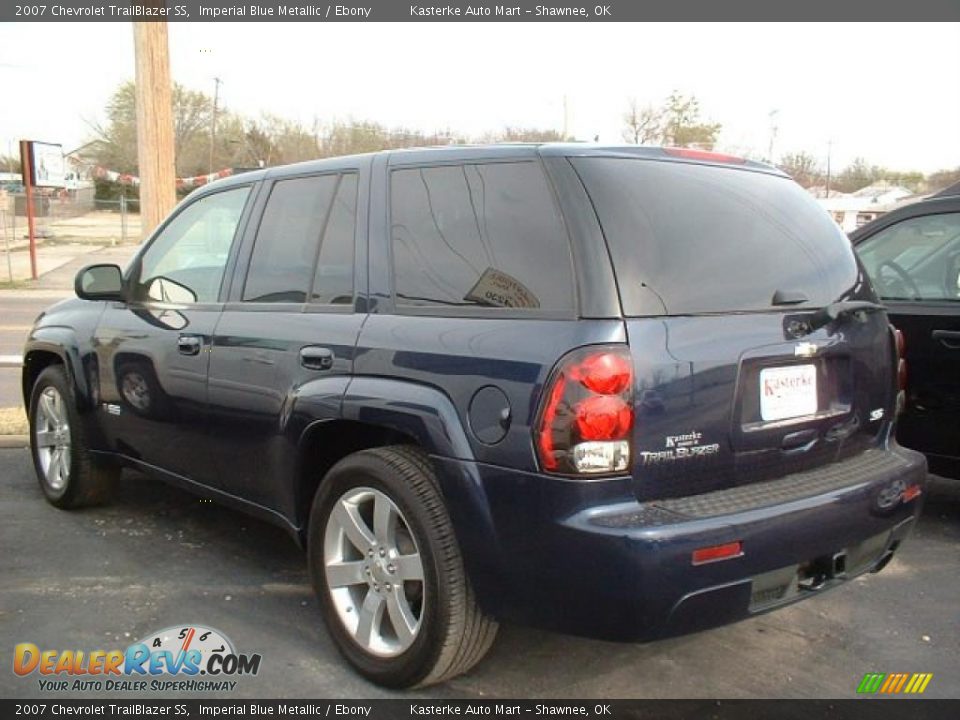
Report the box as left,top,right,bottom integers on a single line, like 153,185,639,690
481,127,568,143
778,152,822,188
622,99,662,144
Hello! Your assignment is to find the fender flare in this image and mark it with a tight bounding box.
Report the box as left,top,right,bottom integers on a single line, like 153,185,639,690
333,377,505,606
23,329,95,412
340,376,474,460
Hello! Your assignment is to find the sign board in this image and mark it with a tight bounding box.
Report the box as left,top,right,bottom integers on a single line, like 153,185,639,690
21,141,66,188
465,267,540,309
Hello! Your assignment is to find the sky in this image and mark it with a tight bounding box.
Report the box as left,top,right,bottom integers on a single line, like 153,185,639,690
0,22,958,173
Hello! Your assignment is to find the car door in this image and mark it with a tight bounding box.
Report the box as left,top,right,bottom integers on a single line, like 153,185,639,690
93,184,255,481
856,210,960,475
205,165,367,517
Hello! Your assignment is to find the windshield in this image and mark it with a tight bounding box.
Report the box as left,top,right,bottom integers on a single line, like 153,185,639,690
572,158,861,315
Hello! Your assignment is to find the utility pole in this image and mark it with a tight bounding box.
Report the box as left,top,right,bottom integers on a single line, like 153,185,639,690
133,21,176,239
209,76,222,174
825,140,833,198
766,109,779,165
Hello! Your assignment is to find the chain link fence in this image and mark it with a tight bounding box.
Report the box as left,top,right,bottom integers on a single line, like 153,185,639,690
1,188,141,283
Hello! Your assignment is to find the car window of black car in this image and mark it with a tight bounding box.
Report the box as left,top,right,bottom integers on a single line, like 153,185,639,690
857,213,960,302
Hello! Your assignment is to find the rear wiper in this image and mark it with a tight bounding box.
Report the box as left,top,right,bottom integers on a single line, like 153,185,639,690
808,300,885,332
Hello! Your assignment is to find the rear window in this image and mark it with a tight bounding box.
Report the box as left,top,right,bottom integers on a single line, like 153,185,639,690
572,158,860,315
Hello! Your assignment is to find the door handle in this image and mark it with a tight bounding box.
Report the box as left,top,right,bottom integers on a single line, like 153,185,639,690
932,329,960,349
177,335,202,356
300,346,334,371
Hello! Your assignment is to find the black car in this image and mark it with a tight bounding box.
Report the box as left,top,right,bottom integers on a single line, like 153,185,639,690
23,145,926,688
851,191,960,478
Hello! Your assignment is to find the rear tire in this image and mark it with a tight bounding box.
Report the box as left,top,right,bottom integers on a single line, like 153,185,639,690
29,364,118,508
308,445,497,688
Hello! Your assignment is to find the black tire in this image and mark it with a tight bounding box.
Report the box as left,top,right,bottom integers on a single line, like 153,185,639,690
29,364,118,509
308,445,498,688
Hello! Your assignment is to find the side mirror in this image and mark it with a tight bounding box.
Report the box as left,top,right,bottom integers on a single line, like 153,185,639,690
75,264,124,301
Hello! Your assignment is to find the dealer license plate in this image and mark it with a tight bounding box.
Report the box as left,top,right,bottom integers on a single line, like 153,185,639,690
759,364,818,422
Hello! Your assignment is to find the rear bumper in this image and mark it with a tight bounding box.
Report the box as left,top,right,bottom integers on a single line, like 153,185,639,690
434,444,927,641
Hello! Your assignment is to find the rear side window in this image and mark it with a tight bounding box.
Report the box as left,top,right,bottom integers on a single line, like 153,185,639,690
311,173,357,305
243,174,338,303
572,158,860,315
390,161,575,312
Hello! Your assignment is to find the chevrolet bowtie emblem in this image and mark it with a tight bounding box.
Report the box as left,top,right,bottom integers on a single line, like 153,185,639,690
795,342,818,357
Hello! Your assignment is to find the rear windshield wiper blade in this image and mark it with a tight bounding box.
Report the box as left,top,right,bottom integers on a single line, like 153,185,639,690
809,300,885,332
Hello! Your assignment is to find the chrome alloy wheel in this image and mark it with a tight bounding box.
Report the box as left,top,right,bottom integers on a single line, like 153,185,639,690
324,487,425,657
34,386,72,491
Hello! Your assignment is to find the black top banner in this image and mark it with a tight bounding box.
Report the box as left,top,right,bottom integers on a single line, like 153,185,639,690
3,0,960,22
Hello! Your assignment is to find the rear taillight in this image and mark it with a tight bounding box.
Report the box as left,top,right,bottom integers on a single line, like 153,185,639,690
894,327,907,389
892,326,907,414
535,346,633,475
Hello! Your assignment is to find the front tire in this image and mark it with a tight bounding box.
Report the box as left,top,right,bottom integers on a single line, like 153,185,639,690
29,364,118,508
308,445,497,688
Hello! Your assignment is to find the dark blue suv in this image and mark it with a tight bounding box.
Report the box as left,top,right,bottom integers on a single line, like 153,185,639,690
23,145,927,687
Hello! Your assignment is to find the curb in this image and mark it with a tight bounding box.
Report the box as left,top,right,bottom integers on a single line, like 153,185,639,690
0,435,28,448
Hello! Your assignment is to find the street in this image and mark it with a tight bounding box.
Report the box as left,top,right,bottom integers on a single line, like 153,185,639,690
1,447,957,700
0,244,137,408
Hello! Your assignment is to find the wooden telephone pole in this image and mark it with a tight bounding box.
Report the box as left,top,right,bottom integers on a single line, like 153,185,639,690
133,21,176,239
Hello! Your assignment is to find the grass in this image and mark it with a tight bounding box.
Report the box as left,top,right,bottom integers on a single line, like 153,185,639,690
0,406,27,435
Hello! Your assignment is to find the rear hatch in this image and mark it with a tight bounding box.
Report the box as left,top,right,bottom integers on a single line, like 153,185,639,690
571,153,896,500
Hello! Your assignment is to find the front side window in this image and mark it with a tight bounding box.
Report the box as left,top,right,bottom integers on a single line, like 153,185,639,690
135,186,250,304
390,161,575,312
857,213,960,302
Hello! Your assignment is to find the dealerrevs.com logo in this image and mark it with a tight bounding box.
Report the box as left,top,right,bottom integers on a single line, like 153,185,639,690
857,672,934,695
13,624,262,692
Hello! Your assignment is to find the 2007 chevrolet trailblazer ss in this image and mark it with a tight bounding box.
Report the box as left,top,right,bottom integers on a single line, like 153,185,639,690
23,144,926,687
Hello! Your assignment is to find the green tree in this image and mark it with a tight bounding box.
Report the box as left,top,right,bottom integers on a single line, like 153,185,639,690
927,167,960,193
0,154,22,174
884,170,925,194
834,158,884,193
88,81,247,177
660,92,722,149
621,92,722,148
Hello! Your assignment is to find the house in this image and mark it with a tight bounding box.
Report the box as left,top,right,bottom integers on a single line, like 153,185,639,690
812,181,917,233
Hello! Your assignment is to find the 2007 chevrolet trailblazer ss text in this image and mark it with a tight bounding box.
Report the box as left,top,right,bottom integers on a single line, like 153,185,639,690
23,144,927,687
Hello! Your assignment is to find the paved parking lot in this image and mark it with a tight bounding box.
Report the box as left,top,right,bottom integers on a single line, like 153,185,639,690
0,447,957,700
